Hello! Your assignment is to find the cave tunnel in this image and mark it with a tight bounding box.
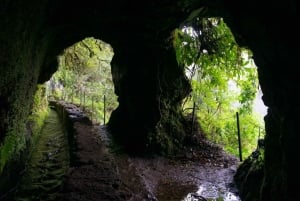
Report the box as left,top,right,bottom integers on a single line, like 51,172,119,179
0,0,299,201
47,37,118,125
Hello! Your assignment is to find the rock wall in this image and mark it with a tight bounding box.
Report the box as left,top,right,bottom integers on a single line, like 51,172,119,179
0,0,298,200
0,0,50,196
222,1,299,201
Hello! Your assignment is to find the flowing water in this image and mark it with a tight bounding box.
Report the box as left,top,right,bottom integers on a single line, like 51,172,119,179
14,109,69,201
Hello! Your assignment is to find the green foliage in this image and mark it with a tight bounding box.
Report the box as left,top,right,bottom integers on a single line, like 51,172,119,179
174,18,264,158
173,28,200,68
48,37,118,124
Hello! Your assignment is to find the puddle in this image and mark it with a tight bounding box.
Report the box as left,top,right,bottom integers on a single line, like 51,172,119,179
130,154,241,201
183,182,240,201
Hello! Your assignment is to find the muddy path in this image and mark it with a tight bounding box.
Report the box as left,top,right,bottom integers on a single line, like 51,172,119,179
100,126,241,201
56,101,241,201
10,102,241,201
123,156,240,201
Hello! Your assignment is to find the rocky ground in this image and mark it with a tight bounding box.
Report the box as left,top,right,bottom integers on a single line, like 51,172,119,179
61,102,240,201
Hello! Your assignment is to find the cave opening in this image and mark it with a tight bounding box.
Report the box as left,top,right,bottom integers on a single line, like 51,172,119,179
0,1,297,200
173,17,268,159
46,37,118,125
1,37,120,200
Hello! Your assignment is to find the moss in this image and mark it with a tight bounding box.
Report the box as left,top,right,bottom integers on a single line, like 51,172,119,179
0,2,50,185
0,83,49,199
148,105,188,155
0,84,49,173
234,148,264,201
27,85,50,149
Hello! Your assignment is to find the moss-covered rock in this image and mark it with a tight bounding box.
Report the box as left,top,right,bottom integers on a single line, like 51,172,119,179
234,147,264,201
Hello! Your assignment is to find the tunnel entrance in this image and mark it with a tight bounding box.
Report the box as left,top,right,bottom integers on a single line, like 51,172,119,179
0,1,297,200
3,37,119,200
47,37,118,125
174,17,267,159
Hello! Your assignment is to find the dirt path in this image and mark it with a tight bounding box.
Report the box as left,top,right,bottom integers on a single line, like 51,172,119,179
102,127,241,201
61,120,129,201
61,102,241,201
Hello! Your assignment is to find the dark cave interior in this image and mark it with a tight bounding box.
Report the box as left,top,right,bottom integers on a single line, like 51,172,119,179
0,0,299,201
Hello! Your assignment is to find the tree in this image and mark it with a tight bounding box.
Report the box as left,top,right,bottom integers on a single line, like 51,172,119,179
48,37,118,124
173,18,263,157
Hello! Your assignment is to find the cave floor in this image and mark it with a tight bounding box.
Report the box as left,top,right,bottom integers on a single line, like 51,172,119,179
12,102,241,201
61,105,241,201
